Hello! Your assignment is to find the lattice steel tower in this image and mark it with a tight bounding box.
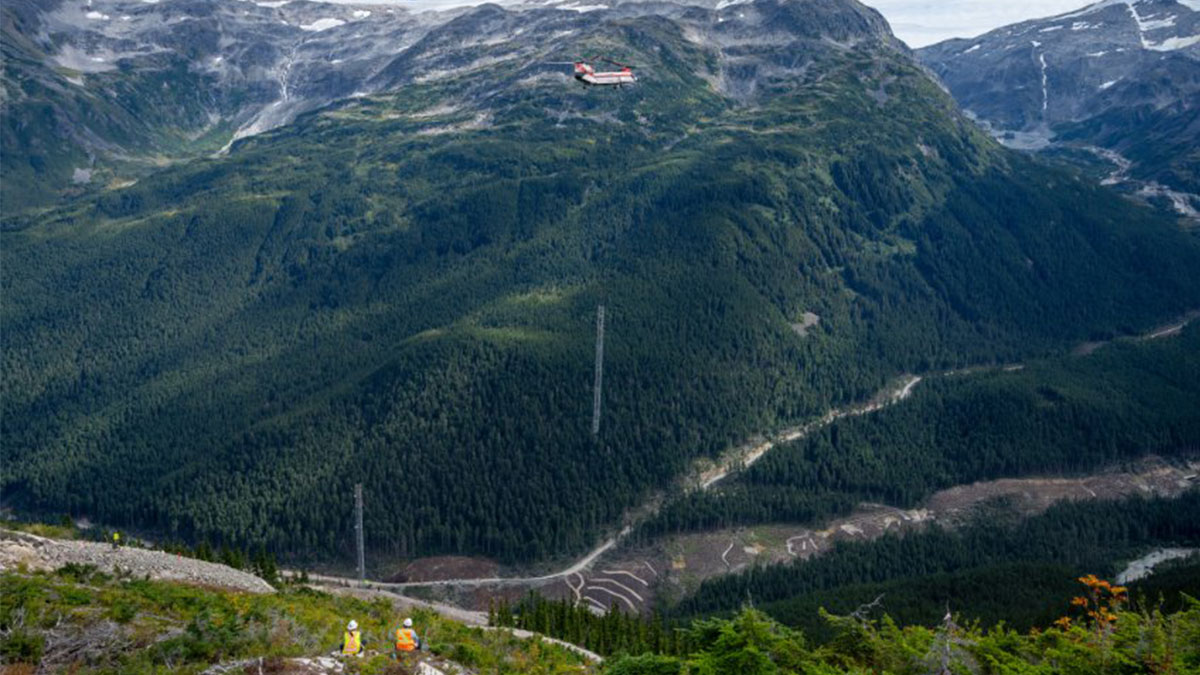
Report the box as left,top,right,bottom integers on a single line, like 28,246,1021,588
591,305,605,436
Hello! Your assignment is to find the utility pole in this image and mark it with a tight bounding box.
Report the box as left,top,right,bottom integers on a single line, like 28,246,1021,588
592,304,605,436
354,483,365,587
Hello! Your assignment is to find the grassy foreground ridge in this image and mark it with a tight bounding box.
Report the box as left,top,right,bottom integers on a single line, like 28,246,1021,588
4,562,1200,673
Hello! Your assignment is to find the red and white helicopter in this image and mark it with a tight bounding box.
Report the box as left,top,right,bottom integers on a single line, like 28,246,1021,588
573,57,637,86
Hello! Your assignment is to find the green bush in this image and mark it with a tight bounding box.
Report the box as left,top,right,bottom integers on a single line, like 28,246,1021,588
0,630,45,665
605,653,683,675
599,603,1200,674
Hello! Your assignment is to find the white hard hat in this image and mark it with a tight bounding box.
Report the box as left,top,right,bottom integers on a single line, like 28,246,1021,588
347,620,358,630
403,618,413,628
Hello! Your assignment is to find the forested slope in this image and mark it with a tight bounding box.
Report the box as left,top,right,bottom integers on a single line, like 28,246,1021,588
641,324,1200,537
4,0,1200,564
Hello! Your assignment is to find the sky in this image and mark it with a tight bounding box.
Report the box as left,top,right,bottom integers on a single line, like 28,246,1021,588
864,0,1092,47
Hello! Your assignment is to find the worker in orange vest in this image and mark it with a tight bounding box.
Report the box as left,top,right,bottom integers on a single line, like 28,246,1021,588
393,617,420,657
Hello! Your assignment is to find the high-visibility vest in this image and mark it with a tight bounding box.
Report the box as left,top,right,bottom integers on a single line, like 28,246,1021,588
395,627,417,652
342,630,362,655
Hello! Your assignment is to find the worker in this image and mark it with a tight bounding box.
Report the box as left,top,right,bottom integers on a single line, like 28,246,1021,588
341,620,364,657
111,532,120,550
393,617,420,656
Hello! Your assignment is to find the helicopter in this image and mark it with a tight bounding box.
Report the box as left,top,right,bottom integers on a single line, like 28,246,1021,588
572,56,637,86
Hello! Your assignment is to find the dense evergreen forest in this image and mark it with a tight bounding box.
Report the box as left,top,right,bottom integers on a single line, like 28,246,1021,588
674,493,1200,631
4,28,1200,564
638,325,1200,538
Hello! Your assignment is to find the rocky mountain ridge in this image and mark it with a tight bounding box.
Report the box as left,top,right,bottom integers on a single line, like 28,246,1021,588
917,0,1200,215
1,0,897,210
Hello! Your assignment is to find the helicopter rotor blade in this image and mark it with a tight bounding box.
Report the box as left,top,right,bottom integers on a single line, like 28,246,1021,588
600,57,634,68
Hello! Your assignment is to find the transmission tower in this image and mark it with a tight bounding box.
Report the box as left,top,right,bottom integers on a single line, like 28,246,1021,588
354,483,365,587
591,304,605,436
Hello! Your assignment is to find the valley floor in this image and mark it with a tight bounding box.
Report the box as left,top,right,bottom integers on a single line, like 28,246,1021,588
297,311,1200,615
306,455,1197,616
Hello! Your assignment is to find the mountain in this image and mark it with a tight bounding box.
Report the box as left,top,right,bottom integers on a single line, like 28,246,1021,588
4,0,1200,566
1,0,897,212
1,0,417,211
917,0,1200,217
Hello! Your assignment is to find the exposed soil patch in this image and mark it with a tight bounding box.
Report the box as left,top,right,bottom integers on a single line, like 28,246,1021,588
584,455,1198,613
392,556,500,583
357,457,1196,616
790,312,821,337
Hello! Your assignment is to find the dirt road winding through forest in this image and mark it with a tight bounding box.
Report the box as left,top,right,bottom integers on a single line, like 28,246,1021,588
297,373,925,593
298,310,1199,602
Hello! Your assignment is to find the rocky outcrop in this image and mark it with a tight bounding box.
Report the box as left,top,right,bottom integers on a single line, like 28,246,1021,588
202,656,465,674
0,529,275,594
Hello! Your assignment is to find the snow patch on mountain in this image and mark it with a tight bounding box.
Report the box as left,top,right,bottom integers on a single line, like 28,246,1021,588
1141,14,1177,30
1148,33,1200,48
53,45,119,73
1037,50,1049,111
300,17,346,30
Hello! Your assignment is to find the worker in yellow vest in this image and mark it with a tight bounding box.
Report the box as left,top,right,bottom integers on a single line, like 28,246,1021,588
111,532,120,550
341,620,364,657
393,617,420,657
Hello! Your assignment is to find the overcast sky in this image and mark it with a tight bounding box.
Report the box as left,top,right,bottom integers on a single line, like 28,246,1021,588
864,0,1092,47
